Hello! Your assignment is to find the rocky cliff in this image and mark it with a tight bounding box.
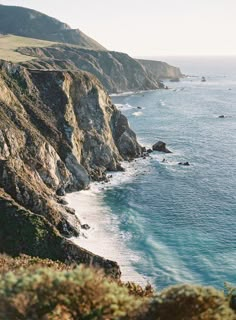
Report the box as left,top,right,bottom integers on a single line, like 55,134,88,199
138,59,183,80
18,45,165,93
0,59,142,274
0,5,183,94
0,5,106,50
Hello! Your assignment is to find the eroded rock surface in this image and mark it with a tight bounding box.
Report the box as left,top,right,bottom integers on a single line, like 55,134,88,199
19,46,165,93
0,60,142,273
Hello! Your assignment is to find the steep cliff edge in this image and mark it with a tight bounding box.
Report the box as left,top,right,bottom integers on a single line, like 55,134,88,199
0,189,120,277
138,59,183,80
0,60,142,273
18,45,165,93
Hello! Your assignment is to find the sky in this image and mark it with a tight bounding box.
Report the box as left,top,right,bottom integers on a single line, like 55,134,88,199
1,0,236,56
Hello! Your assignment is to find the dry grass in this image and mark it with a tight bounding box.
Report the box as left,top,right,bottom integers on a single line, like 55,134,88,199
0,34,55,62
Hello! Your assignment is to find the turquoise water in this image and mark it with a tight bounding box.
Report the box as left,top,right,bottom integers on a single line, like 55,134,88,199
108,57,236,289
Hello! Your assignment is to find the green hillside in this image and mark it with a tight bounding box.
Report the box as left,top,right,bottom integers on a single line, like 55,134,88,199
0,4,106,51
0,35,55,62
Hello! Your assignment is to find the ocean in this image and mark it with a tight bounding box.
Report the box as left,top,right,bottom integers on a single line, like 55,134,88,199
67,56,236,290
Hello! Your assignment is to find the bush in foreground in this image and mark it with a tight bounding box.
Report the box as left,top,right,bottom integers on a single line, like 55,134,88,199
0,265,145,320
0,255,235,319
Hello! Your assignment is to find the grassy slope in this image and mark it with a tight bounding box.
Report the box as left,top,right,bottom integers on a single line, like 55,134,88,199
0,5,106,51
0,34,55,62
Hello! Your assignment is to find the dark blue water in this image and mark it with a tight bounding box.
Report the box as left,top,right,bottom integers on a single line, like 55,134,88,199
107,57,236,289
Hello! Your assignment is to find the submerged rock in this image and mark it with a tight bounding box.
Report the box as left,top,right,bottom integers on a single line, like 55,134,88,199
178,162,190,166
81,224,90,230
152,141,172,153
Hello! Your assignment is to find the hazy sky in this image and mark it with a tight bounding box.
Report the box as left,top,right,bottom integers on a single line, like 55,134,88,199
1,0,236,56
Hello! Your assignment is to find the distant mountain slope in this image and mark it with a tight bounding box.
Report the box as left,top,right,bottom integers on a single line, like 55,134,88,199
0,5,106,50
138,59,182,80
18,45,164,93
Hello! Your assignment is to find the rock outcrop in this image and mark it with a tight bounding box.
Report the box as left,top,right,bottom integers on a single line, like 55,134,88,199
0,59,142,272
0,189,120,278
152,141,172,153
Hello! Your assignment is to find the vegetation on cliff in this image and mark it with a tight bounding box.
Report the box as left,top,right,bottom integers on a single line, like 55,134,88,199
0,35,54,63
0,255,235,320
0,5,105,50
0,34,182,93
0,189,120,278
0,4,183,94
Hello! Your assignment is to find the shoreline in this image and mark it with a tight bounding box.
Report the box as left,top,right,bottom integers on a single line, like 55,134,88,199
109,88,158,97
65,160,150,285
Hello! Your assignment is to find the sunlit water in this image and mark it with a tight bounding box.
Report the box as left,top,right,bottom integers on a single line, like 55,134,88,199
67,57,236,289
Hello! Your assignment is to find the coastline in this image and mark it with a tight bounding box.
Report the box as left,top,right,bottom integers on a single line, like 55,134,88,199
65,160,150,285
109,88,166,97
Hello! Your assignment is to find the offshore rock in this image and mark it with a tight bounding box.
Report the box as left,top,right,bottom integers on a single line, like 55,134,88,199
152,141,172,153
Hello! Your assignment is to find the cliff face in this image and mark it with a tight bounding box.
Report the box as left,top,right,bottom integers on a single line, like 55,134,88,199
0,5,106,50
138,59,183,80
0,60,141,272
18,46,164,93
0,189,120,278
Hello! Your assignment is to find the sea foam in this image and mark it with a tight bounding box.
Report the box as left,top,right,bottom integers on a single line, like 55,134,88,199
66,161,150,285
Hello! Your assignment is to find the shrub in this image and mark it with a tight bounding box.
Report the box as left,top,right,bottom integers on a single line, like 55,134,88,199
0,254,72,274
0,265,144,320
225,282,236,311
0,255,235,319
142,284,236,320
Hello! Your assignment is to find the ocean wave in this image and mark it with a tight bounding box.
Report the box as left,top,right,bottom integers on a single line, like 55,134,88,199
160,100,166,106
110,89,156,97
132,111,143,116
65,161,150,285
115,103,135,111
110,91,137,97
